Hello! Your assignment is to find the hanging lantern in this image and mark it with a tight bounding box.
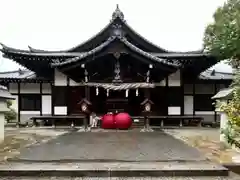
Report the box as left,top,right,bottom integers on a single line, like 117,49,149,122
125,89,129,97
81,103,87,112
145,103,151,112
107,89,109,97
136,89,139,96
96,87,99,95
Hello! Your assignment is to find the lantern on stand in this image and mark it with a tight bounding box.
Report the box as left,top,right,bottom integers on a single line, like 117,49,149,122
78,98,92,131
140,98,154,132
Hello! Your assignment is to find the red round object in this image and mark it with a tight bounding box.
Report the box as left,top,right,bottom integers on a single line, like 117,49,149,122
101,114,115,129
115,113,132,129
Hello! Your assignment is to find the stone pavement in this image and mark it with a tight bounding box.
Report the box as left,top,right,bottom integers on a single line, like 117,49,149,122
0,161,230,177
16,131,206,162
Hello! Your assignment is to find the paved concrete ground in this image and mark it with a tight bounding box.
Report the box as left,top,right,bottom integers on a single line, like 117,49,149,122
16,131,206,162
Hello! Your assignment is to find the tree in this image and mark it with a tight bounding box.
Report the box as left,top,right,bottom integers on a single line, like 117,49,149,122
204,0,240,68
204,0,240,147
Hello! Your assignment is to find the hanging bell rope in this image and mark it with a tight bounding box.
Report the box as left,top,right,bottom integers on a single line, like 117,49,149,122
83,82,155,90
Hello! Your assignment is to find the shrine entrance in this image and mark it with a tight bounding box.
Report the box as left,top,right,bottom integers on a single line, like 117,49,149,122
88,85,146,116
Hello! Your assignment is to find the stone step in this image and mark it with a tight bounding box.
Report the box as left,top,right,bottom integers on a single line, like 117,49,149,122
0,161,229,177
0,176,238,180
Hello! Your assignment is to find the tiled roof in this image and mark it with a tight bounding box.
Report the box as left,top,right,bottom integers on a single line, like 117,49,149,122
0,85,15,99
199,69,233,80
212,88,233,99
0,69,35,79
51,36,181,67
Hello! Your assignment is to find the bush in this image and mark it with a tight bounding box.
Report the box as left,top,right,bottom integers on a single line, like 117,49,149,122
4,100,17,123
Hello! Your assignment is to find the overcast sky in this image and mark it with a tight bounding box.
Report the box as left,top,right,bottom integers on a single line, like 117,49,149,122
0,0,232,72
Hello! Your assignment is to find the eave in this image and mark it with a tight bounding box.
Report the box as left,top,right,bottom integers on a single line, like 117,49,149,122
0,78,52,83
51,35,181,69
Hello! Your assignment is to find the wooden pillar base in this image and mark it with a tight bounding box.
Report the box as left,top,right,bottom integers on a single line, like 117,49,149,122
71,120,75,128
141,116,153,132
179,120,183,127
52,119,56,128
161,120,164,127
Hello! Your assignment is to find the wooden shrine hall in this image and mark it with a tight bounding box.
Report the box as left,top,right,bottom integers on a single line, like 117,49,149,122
0,5,232,128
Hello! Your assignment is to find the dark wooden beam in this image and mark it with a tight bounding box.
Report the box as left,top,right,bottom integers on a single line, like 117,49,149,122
193,81,196,116
17,82,20,124
214,82,217,122
67,77,70,115
51,83,54,116
180,70,184,116
40,82,42,116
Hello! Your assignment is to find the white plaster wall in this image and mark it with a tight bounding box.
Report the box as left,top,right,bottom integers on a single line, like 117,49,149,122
42,95,52,114
168,71,181,87
195,111,215,115
156,79,166,86
8,83,18,94
20,83,40,93
195,111,215,123
54,69,67,86
20,111,40,115
54,106,67,115
0,113,5,142
69,79,81,86
195,84,215,94
184,96,193,115
42,83,51,94
168,106,181,115
20,111,40,123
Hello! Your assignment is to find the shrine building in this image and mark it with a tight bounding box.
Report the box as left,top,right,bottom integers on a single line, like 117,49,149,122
0,5,233,127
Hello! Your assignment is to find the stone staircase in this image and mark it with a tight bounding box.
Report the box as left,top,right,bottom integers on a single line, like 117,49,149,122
0,161,236,179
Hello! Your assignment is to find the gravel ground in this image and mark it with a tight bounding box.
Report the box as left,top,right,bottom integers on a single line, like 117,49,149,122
0,128,68,162
0,176,239,180
163,128,240,163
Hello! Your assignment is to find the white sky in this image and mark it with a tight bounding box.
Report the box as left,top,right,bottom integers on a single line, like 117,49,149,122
0,0,231,72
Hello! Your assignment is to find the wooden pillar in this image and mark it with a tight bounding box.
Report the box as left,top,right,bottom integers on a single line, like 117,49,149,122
17,82,20,125
193,81,196,116
67,77,70,115
51,83,54,116
214,82,217,122
180,70,184,116
40,82,43,116
144,89,150,128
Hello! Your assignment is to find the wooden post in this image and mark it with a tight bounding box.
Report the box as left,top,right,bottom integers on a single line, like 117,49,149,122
84,116,88,131
145,116,150,129
52,119,56,128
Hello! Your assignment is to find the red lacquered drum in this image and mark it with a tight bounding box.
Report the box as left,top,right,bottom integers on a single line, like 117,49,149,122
115,112,132,129
101,114,115,129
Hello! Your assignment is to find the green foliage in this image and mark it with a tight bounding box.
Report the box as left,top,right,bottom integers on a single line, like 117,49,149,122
216,73,240,147
204,0,240,147
204,0,240,68
4,100,17,122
